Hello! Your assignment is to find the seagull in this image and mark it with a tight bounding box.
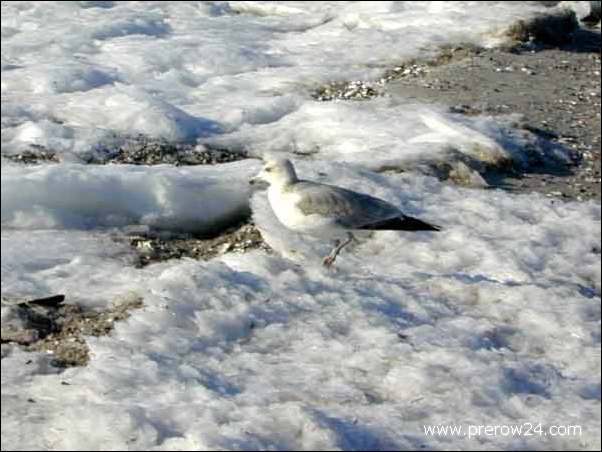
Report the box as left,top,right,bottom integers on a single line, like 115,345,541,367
252,157,440,267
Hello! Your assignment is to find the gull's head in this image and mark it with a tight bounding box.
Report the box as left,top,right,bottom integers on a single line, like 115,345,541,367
252,156,298,188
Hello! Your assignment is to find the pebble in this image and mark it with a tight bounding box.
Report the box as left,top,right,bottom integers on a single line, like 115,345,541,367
312,80,381,101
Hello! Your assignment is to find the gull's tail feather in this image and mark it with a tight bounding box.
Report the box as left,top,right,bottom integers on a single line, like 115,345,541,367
361,215,441,232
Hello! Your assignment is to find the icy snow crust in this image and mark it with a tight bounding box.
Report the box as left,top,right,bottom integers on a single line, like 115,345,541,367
1,1,600,451
2,0,546,156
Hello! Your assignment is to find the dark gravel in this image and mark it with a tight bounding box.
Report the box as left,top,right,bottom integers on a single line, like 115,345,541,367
93,139,247,166
3,147,59,165
123,222,270,268
2,139,247,167
386,28,601,201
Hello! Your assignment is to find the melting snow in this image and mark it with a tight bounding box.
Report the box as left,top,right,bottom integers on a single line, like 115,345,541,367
1,1,600,451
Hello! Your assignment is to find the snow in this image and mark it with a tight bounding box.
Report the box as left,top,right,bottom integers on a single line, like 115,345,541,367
2,164,600,450
2,0,550,158
1,160,255,233
0,229,143,314
206,101,571,171
1,1,600,451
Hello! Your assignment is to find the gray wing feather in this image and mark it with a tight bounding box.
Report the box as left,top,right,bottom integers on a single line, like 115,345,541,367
293,181,401,229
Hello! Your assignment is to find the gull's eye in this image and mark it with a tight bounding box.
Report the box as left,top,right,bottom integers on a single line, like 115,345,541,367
265,166,273,172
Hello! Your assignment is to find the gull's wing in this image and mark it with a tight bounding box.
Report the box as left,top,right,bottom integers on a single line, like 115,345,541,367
293,181,401,229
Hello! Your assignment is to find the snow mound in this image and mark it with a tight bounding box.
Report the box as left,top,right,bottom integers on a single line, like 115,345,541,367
207,101,570,174
1,161,257,233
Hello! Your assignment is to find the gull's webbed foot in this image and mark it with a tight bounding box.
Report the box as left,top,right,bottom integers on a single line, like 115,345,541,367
323,255,337,268
322,233,354,268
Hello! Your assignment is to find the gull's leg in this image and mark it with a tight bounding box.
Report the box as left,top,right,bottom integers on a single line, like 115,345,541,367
323,232,354,268
322,239,340,268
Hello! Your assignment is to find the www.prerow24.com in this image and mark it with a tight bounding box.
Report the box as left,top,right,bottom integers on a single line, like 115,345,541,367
424,423,582,439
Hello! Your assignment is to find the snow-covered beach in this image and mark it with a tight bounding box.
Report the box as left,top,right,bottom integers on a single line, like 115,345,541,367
1,2,600,450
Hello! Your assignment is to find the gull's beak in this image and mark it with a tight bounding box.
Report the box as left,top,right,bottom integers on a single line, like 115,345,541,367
250,173,269,190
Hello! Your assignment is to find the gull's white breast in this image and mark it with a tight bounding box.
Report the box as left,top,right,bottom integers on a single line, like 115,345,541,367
268,185,340,235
